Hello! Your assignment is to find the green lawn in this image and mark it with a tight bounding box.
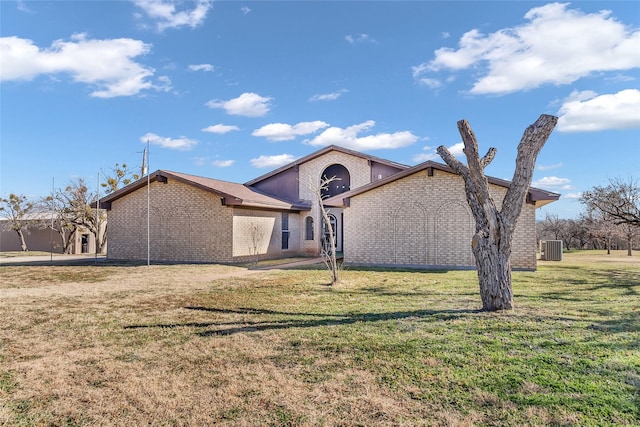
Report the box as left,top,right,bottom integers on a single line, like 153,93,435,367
0,251,638,426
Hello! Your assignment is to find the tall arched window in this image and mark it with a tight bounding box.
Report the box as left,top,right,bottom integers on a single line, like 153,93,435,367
320,164,351,199
305,216,314,240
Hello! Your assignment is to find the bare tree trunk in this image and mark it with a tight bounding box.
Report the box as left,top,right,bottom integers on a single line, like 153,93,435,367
319,201,339,285
16,229,28,251
438,114,557,311
305,175,341,286
95,230,103,254
99,223,107,254
65,229,76,254
472,236,514,310
57,229,69,254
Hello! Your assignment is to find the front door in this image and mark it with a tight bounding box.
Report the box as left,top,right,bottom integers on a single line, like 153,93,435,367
81,234,89,253
322,213,342,253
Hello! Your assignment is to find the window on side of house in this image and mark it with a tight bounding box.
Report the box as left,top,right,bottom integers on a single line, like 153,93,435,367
305,216,314,240
282,212,289,250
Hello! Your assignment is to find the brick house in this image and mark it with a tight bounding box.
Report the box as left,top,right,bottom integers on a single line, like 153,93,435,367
99,145,559,269
323,161,558,270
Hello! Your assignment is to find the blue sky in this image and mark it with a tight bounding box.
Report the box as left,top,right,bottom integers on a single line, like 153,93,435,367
1,0,639,219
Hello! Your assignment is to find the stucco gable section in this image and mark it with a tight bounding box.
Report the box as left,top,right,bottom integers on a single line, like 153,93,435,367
244,145,409,187
98,170,309,211
324,160,560,208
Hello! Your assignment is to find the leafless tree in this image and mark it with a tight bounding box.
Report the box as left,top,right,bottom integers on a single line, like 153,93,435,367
248,221,266,266
0,194,34,251
581,177,640,228
540,213,586,250
57,178,107,253
36,194,77,254
437,114,557,311
541,213,564,242
620,223,636,256
581,210,618,254
305,175,341,285
569,218,591,250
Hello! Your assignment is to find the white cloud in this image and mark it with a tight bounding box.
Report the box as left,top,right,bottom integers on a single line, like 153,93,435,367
563,192,583,200
250,154,296,168
17,0,33,13
141,132,197,150
557,89,640,132
252,121,329,141
202,124,240,134
193,157,208,166
532,176,573,190
188,63,214,72
416,78,442,89
155,75,172,92
345,34,377,44
412,152,438,163
305,120,418,150
412,142,464,163
0,34,161,98
212,159,235,167
537,162,563,171
414,3,640,94
448,142,465,157
133,0,212,32
206,92,272,117
309,89,348,102
241,6,251,15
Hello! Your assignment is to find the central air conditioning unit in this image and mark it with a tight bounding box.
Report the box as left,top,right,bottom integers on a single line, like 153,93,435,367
541,240,563,261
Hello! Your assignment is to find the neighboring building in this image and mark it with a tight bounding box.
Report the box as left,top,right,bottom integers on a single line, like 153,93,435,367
99,145,559,269
0,213,102,254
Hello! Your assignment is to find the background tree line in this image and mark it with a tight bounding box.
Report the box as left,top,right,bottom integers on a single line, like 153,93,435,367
0,163,140,253
538,177,639,256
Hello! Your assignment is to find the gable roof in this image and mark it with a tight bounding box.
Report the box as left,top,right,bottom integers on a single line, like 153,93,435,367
245,144,409,186
324,160,560,208
98,170,310,211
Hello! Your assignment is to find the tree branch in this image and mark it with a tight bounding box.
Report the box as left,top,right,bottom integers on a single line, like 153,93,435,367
436,145,467,176
480,147,497,169
502,114,557,225
437,143,486,235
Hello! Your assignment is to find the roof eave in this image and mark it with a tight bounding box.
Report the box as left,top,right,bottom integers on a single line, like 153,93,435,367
98,170,233,210
323,160,562,206
245,144,409,186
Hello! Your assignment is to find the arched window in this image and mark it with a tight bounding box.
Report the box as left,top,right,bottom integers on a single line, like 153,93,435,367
305,216,314,240
320,164,351,199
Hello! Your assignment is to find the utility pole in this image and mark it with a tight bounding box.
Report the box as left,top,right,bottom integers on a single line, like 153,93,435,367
146,140,150,267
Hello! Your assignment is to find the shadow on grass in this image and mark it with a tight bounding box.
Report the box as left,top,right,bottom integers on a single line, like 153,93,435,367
124,306,480,336
521,268,639,303
293,264,465,274
587,269,640,296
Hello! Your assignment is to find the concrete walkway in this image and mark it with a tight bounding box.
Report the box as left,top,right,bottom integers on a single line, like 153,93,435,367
251,257,325,270
0,253,324,269
0,254,107,265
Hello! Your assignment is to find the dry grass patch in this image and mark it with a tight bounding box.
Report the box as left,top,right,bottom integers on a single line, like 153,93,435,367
1,253,638,426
